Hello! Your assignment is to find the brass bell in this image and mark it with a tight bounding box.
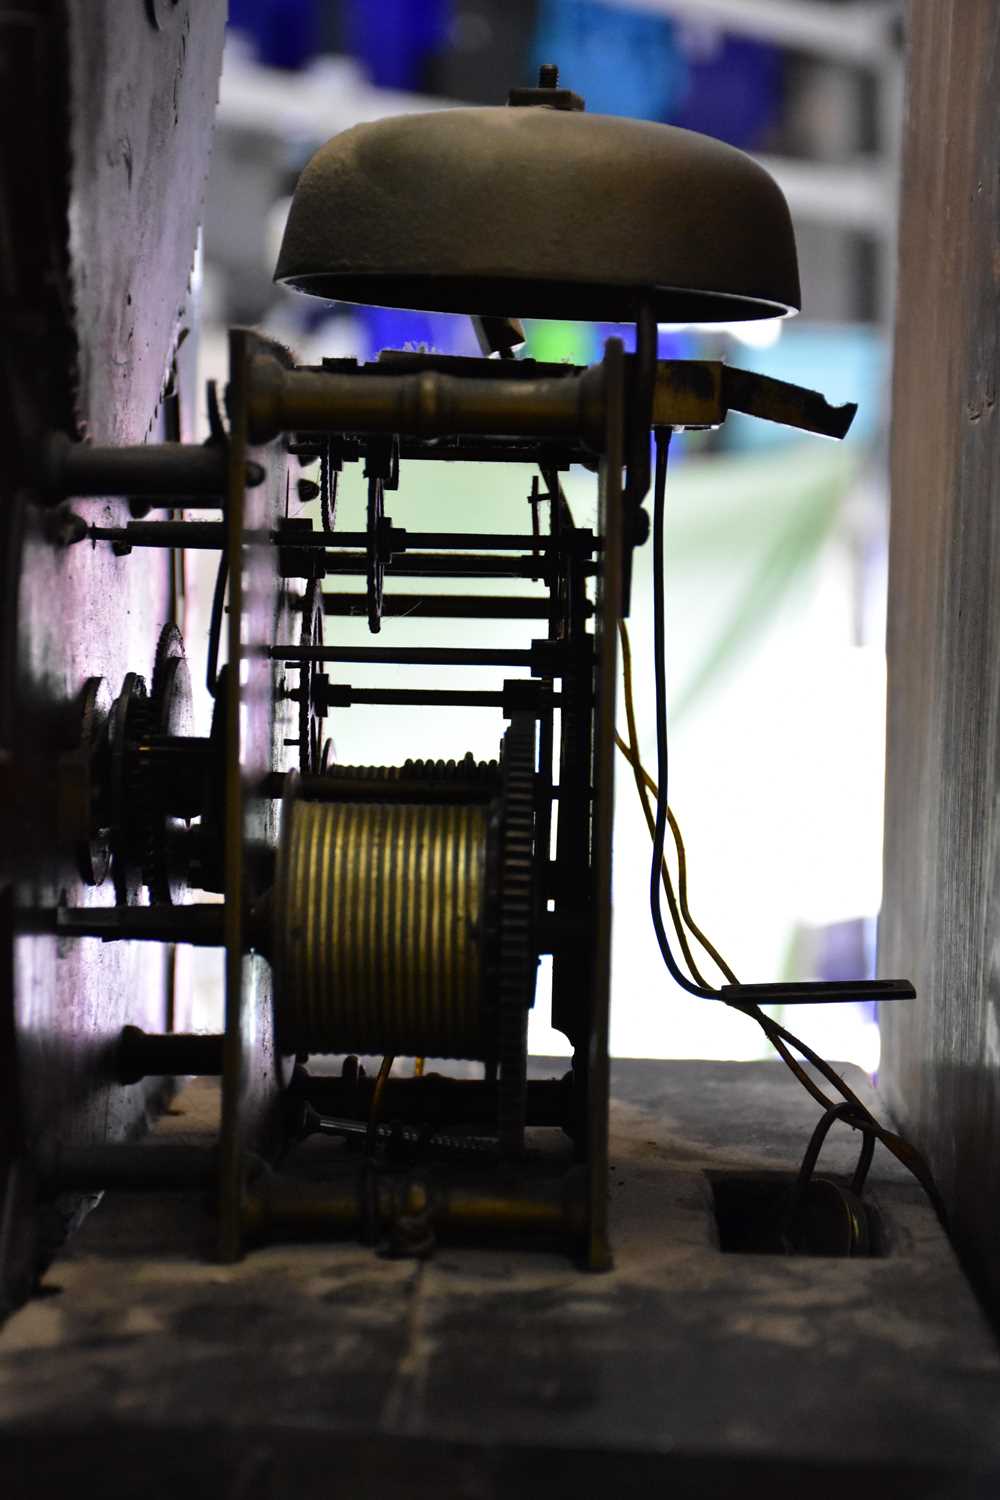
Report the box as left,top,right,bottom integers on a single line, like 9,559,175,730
275,71,800,324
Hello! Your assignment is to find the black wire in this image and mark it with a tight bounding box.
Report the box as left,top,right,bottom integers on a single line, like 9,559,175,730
649,427,718,999
851,1126,876,1197
640,427,946,1224
205,544,228,697
792,1102,865,1202
781,1101,865,1247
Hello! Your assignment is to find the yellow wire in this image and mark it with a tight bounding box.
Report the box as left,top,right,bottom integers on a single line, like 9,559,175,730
617,619,725,990
366,1054,395,1157
616,618,839,1112
615,618,949,1203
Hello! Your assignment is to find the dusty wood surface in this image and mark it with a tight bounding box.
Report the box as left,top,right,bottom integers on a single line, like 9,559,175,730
1,1060,997,1497
879,3,1000,1309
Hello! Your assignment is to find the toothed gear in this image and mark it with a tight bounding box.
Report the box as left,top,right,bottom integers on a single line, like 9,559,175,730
496,715,538,1156
366,474,385,634
108,672,153,905
299,579,325,775
146,625,194,903
129,695,159,897
320,753,499,785
108,629,197,906
72,676,112,887
320,440,339,533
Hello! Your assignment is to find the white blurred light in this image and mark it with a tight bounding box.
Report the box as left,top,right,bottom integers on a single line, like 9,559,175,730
727,317,785,349
658,317,785,348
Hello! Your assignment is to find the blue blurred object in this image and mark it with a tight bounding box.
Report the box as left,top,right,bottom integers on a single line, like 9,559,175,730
716,326,888,452
530,2,781,144
359,306,478,360
812,917,876,984
592,323,694,359
532,0,687,120
672,30,782,149
343,0,452,90
228,0,320,71
810,917,879,1059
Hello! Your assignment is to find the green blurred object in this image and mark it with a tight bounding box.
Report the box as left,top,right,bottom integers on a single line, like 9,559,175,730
523,318,596,366
672,454,848,719
591,440,855,724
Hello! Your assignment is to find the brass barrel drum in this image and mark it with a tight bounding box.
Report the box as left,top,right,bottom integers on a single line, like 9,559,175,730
275,796,491,1058
272,727,537,1075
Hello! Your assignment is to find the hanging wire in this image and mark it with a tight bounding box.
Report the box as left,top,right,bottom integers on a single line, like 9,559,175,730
366,1054,395,1158
616,633,840,1113
620,430,946,1223
648,428,718,999
789,1102,869,1207
851,1121,877,1197
779,1102,879,1251
618,620,714,990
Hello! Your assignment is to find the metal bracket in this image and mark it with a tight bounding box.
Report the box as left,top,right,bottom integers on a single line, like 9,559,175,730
651,361,857,439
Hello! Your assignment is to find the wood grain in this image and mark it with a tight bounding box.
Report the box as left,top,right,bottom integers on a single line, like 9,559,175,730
879,1,1000,1305
0,0,226,1311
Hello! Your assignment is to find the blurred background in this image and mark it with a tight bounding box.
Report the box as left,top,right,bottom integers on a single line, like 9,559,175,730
190,0,904,1074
